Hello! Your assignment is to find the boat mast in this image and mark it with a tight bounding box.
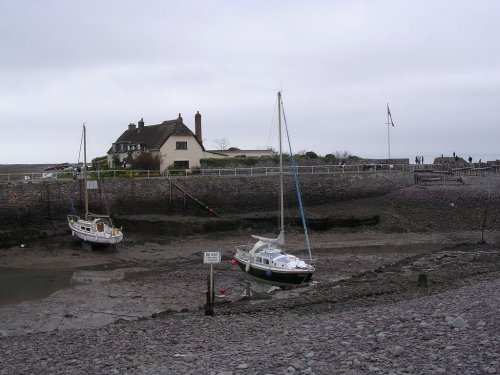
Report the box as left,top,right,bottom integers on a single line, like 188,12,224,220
278,91,284,234
83,123,89,220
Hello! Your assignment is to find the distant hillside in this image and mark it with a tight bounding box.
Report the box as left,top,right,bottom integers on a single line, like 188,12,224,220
0,164,56,174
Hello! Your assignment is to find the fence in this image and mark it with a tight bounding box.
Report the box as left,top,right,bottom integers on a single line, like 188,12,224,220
0,163,412,183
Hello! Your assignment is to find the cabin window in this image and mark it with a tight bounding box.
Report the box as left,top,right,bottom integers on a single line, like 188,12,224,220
263,259,269,265
174,160,189,169
176,141,188,150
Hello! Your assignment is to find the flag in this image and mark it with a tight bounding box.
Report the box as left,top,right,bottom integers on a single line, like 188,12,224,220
387,103,395,127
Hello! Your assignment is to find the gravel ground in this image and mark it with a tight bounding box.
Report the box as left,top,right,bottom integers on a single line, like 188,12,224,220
0,245,498,375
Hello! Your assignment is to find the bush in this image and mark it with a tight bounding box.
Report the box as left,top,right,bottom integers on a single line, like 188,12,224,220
305,151,318,159
200,157,259,168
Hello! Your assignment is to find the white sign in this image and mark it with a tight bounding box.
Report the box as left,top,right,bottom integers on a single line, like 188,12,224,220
204,252,221,264
86,180,98,190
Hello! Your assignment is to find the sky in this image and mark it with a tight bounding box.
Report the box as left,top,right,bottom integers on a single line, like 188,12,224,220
1,0,499,165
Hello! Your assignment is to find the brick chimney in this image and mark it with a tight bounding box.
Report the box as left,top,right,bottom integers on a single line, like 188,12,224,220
177,113,183,123
128,123,136,130
138,118,144,129
195,111,202,144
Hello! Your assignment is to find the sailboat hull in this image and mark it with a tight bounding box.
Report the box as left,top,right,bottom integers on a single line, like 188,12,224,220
68,216,123,245
233,257,313,287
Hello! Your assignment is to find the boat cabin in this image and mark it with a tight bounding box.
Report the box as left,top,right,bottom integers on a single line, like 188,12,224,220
254,249,308,270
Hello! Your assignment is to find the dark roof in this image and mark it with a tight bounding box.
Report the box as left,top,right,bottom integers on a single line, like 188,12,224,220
108,118,204,153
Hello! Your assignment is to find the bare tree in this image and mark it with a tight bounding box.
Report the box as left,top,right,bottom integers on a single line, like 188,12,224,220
213,138,230,150
335,150,352,160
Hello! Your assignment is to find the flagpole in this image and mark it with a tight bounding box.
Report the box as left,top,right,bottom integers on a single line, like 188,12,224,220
386,103,391,159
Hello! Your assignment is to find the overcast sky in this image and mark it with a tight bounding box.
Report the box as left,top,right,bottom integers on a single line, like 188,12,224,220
1,0,499,165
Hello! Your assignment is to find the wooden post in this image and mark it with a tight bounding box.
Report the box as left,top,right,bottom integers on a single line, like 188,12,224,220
169,179,172,214
204,272,215,316
203,251,219,316
417,273,428,287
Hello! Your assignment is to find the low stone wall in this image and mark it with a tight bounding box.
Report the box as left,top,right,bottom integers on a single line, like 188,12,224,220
0,172,414,228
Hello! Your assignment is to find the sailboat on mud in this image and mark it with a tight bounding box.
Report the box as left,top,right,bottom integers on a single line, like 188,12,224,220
233,92,315,287
67,125,123,246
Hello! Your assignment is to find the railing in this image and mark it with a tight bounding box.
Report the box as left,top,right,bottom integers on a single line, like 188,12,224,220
1,164,404,182
180,163,408,178
2,163,497,183
0,169,165,183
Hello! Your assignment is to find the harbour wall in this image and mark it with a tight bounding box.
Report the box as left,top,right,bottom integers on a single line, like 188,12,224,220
0,172,413,228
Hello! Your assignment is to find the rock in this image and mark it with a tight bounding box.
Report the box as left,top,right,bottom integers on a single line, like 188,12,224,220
476,320,486,328
305,352,315,358
419,321,429,328
422,331,434,340
183,353,197,363
448,317,467,329
391,346,403,357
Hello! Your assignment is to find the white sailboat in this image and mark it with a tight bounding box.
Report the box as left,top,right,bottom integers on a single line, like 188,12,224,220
233,92,315,287
67,125,123,245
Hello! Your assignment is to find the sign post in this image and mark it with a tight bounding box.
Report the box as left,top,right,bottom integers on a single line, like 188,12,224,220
203,252,220,316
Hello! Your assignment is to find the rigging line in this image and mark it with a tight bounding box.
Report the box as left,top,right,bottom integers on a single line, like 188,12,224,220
280,95,313,262
266,96,278,151
70,127,85,216
78,125,84,164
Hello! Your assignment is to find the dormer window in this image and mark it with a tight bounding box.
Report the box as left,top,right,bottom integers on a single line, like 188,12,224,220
176,141,187,150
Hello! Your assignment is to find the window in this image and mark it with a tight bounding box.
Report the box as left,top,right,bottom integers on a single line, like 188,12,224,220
176,141,187,150
174,160,189,169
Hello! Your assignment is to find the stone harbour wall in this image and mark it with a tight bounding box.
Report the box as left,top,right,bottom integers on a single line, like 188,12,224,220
0,172,414,227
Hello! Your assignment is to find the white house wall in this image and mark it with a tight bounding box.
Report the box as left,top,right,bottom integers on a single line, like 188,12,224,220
160,135,211,170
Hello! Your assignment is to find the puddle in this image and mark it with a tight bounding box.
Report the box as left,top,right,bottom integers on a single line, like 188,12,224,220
0,268,73,306
0,267,126,306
